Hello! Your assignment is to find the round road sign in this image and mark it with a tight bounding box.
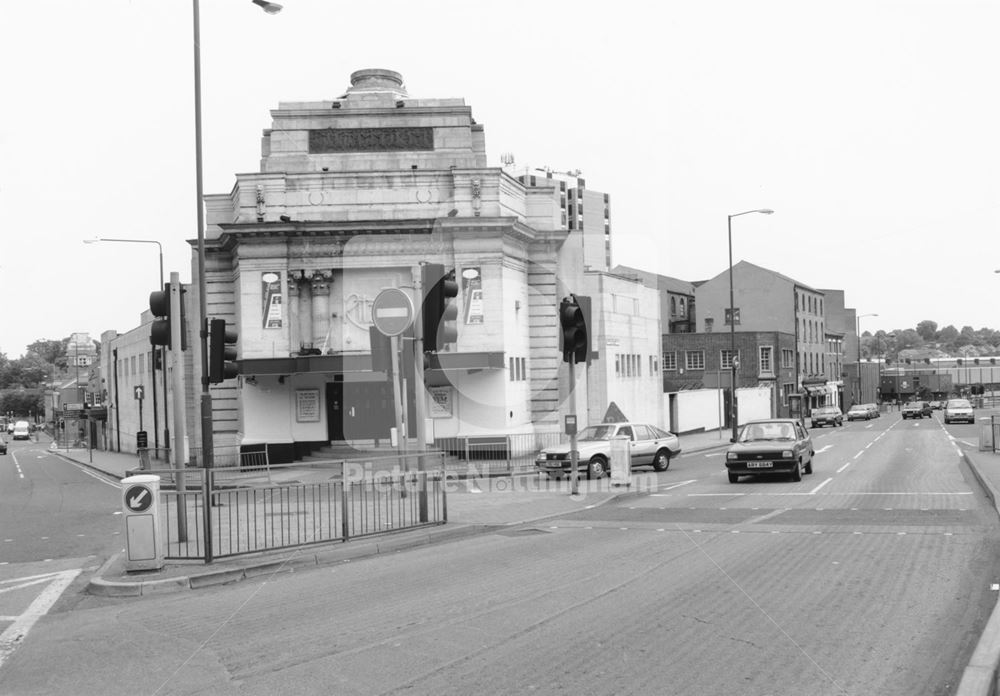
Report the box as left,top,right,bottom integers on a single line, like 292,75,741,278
124,484,154,512
372,288,414,337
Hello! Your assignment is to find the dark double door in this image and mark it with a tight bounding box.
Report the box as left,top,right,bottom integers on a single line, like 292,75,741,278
326,380,394,441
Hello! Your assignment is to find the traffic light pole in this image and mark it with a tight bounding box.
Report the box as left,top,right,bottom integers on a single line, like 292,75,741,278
569,354,579,496
414,268,428,522
169,273,188,543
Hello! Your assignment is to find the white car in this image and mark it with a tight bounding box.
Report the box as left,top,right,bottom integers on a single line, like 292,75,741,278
943,398,975,424
535,422,681,478
11,421,30,440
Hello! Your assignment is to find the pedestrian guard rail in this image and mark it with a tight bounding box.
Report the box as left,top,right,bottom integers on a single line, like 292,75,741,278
136,450,447,563
433,431,564,475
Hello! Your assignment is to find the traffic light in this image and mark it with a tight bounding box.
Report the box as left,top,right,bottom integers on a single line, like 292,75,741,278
208,318,239,383
421,264,459,352
148,282,187,350
149,284,171,348
559,294,591,364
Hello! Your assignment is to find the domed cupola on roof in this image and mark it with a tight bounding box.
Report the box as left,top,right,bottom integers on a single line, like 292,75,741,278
339,68,409,100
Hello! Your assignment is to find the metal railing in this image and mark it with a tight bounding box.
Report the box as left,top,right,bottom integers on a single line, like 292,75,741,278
144,451,447,562
433,432,564,475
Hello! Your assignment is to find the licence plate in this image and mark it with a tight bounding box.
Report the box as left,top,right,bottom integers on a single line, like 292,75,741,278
747,461,773,468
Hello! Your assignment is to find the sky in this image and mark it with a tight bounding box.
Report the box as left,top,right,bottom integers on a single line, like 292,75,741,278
2,0,998,358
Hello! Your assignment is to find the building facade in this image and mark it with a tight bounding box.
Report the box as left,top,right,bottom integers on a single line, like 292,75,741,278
104,69,662,462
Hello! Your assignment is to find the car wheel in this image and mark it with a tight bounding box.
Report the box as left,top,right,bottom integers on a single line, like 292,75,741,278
589,456,608,478
728,472,740,484
791,460,802,482
804,457,813,475
652,449,671,472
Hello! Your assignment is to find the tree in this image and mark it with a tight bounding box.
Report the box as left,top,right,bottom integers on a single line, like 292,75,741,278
894,329,923,352
916,320,938,342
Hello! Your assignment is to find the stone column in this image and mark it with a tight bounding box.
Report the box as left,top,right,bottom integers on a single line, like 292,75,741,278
286,273,301,355
310,271,333,354
298,272,314,351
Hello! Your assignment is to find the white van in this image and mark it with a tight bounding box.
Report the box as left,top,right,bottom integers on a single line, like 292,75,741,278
12,421,30,440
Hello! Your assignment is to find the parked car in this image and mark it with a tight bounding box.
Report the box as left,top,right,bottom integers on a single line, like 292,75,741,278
929,400,944,410
0,435,6,455
11,421,30,440
810,406,843,428
846,405,872,421
726,418,815,483
864,403,881,418
943,398,975,424
901,401,932,419
535,422,681,479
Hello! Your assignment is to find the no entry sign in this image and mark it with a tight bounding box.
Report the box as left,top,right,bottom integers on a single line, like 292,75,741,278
372,288,414,337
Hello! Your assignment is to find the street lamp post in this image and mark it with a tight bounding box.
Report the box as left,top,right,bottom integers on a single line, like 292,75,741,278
856,313,878,407
728,208,774,442
191,0,281,472
84,237,167,455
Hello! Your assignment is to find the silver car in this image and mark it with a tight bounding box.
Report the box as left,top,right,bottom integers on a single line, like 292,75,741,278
535,422,681,478
943,398,975,424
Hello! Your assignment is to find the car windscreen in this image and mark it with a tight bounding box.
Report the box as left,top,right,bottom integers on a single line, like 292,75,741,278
577,425,616,440
740,423,796,442
947,400,972,408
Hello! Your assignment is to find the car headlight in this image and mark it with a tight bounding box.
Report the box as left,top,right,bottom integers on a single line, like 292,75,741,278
727,452,737,460
782,450,794,458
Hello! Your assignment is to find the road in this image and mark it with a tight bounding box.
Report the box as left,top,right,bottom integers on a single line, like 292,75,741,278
0,413,998,695
0,436,123,673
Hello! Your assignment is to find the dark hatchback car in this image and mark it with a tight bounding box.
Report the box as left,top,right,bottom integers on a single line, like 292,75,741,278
810,406,843,428
726,419,815,483
902,401,932,419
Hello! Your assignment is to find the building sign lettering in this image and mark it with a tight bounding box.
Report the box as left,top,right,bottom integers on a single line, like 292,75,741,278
309,127,434,154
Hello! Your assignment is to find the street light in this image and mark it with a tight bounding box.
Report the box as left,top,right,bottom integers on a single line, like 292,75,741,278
728,208,774,442
192,0,282,471
83,237,168,455
856,313,878,407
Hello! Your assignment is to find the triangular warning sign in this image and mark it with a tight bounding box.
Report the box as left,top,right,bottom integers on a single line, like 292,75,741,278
602,402,628,423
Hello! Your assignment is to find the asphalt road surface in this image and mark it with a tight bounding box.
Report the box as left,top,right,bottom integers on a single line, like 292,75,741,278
1,413,998,695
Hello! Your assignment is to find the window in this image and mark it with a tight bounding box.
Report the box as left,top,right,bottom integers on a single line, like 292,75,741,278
649,355,658,374
685,350,705,370
678,298,686,317
782,349,794,368
663,351,677,371
704,318,714,333
721,349,739,369
725,308,740,326
760,346,773,374
670,296,677,316
509,357,515,381
615,354,621,377
130,356,136,376
782,383,796,406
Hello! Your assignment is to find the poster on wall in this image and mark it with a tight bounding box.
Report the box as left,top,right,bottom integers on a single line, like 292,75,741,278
296,389,321,422
262,272,283,328
462,267,483,324
428,386,453,418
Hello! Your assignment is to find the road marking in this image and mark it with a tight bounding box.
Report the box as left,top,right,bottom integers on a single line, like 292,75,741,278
815,445,833,454
810,478,833,494
853,451,864,459
652,480,696,494
10,453,24,479
837,462,852,473
0,569,80,670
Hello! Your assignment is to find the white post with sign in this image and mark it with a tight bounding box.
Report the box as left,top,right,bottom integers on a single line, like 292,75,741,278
121,474,164,572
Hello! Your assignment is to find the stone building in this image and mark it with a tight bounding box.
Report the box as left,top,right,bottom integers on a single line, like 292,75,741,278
105,69,662,462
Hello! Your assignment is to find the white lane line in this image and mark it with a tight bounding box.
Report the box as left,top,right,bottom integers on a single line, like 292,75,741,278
815,445,834,454
810,478,833,495
0,569,81,670
653,480,697,493
853,451,864,460
688,493,746,497
837,462,852,474
10,453,24,479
